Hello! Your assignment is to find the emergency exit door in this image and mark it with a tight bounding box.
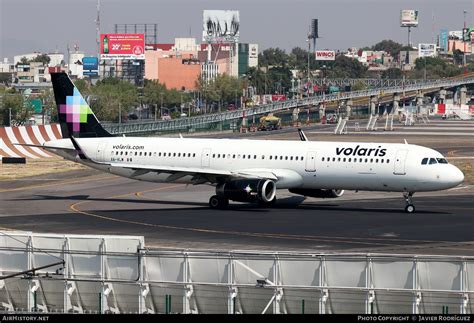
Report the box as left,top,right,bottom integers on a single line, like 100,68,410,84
305,151,317,172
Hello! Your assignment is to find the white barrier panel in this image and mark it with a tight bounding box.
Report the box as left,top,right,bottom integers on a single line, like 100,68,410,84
0,231,473,314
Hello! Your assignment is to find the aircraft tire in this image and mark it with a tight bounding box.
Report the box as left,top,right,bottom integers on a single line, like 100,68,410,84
405,204,415,213
209,195,228,209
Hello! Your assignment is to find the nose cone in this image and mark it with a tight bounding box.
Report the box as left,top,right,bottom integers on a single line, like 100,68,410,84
449,166,465,187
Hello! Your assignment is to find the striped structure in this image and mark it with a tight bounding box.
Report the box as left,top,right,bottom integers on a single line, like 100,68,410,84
0,124,63,159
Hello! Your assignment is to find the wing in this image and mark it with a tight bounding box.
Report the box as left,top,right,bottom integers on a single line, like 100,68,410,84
108,162,279,185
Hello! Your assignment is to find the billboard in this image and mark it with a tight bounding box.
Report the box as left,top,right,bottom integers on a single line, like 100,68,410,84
203,10,240,43
82,57,99,71
463,27,474,42
418,43,436,58
449,30,463,40
100,34,145,60
400,9,419,27
439,29,448,52
315,50,336,61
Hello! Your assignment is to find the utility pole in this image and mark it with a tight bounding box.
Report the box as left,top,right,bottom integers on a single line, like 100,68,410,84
463,10,467,74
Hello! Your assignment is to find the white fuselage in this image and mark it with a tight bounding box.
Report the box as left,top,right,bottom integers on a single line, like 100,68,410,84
46,137,464,193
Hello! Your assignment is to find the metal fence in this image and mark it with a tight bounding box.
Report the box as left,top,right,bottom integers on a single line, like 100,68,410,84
0,231,472,314
102,77,474,135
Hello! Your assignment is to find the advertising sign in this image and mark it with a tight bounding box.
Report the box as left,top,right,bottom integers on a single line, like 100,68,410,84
271,94,286,102
82,57,99,71
418,43,436,58
203,10,240,43
462,27,474,42
400,9,419,27
439,29,448,52
449,30,463,40
100,34,145,60
315,50,336,61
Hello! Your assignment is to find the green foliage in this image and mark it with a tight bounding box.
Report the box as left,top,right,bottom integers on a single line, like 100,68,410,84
85,77,139,122
0,90,26,125
0,73,12,85
30,54,51,65
259,48,289,67
413,57,463,78
198,74,243,107
371,40,404,57
381,68,403,79
326,56,368,78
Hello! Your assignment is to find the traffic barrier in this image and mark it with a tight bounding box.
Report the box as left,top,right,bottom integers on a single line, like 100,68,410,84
0,124,62,159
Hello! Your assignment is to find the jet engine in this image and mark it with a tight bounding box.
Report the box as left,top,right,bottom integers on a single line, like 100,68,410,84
289,188,345,198
217,179,276,203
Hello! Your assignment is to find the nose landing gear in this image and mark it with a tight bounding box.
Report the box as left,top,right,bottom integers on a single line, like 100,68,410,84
403,192,415,213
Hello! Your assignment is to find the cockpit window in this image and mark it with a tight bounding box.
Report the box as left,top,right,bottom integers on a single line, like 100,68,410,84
436,158,448,164
429,158,438,165
421,158,428,165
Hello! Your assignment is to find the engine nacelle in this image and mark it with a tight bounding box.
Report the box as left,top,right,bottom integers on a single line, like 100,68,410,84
217,179,276,203
289,188,345,198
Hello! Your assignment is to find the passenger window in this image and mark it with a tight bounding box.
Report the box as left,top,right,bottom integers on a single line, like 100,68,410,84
365,158,368,163
375,159,378,163
262,155,265,159
233,154,236,159
348,158,351,162
370,158,373,163
338,158,341,162
343,158,346,162
222,154,226,159
285,156,288,160
421,158,428,165
280,156,283,160
387,159,390,163
254,155,257,159
248,155,251,159
436,158,448,164
212,154,215,158
295,157,298,161
290,156,293,160
243,155,246,159
301,157,304,160
270,156,273,160
193,153,196,157
429,158,437,165
139,152,141,156
322,157,325,161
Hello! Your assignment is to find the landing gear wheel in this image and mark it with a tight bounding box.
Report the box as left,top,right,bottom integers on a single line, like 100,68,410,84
209,195,229,209
403,192,415,213
405,204,415,213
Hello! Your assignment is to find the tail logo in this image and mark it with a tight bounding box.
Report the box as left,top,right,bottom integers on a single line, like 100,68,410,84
59,88,93,132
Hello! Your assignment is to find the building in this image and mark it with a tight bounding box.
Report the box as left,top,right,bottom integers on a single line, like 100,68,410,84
0,58,14,73
68,52,85,78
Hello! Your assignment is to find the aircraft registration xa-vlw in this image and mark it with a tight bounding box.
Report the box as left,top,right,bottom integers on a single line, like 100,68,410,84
20,73,465,213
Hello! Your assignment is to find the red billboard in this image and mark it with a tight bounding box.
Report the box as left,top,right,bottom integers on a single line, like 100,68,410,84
100,34,145,60
272,94,287,101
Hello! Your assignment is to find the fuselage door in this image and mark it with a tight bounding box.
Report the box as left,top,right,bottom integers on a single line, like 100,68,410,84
201,148,211,168
393,149,408,175
305,151,317,172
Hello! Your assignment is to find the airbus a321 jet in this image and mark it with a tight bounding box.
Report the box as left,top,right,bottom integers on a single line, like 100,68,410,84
20,73,464,213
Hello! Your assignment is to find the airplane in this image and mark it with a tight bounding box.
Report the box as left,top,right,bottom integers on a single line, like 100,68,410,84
18,73,465,213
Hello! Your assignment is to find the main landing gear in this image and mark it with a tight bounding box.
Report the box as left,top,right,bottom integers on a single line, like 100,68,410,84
209,195,229,209
403,192,415,213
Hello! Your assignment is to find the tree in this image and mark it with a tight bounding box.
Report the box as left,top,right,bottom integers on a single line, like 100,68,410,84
371,40,404,57
381,68,403,79
30,54,51,65
259,48,289,67
198,74,243,109
0,90,26,126
327,55,367,78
